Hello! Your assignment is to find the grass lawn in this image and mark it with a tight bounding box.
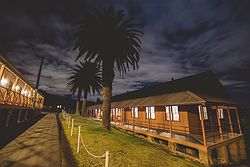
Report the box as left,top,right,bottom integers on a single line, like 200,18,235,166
61,114,203,167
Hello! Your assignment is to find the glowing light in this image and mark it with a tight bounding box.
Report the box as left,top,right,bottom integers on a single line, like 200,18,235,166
15,85,20,91
23,90,28,96
0,78,8,86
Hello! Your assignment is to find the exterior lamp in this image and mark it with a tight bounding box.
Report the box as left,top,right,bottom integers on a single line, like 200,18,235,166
15,85,20,91
23,90,28,96
0,78,8,86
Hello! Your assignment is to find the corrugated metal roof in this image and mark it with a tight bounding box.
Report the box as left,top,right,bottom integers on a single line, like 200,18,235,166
88,91,208,109
88,90,235,109
195,93,235,105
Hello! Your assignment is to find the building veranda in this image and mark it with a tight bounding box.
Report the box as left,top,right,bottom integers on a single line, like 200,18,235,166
87,72,246,166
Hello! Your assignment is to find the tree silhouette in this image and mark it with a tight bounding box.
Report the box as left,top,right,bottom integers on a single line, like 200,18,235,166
74,7,143,130
67,61,102,116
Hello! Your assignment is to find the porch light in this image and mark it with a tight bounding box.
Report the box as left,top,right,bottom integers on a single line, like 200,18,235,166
23,90,28,96
0,78,8,86
15,85,20,91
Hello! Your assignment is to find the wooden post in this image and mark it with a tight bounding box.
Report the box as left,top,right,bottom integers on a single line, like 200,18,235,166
71,119,74,136
226,106,233,134
77,125,81,153
120,108,122,125
21,84,27,106
0,64,6,80
169,106,172,138
25,110,28,121
235,108,242,134
68,116,71,128
123,108,126,125
132,108,135,132
105,151,109,167
17,110,22,124
216,107,223,140
115,108,117,126
11,77,19,103
12,77,19,90
163,109,165,130
147,107,150,132
200,105,207,146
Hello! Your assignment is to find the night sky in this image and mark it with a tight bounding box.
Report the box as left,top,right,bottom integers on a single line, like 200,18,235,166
0,0,249,106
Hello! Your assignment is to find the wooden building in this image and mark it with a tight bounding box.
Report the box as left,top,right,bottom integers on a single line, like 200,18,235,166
87,72,246,165
0,55,44,128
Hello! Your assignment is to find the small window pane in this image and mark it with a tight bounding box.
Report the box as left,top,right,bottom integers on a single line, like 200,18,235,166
172,106,179,121
146,107,149,119
135,107,138,118
132,107,139,118
150,107,155,119
165,106,170,120
218,108,224,119
198,106,208,120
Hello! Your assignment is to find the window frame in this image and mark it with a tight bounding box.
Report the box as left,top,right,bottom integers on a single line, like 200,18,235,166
146,106,155,119
218,108,224,119
198,106,209,120
165,106,179,121
131,107,139,118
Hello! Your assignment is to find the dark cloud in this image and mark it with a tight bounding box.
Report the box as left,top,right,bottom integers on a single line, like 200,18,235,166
0,0,250,105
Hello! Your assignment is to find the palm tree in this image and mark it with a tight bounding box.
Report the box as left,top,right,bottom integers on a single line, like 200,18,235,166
67,61,102,116
74,7,143,130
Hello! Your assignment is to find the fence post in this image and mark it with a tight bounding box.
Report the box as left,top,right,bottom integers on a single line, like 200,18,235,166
71,119,74,136
68,116,71,128
105,151,109,167
77,125,81,153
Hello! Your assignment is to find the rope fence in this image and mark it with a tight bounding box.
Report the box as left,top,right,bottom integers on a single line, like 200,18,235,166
62,110,109,167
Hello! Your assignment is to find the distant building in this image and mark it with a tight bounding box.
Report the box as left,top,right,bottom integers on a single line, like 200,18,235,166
87,71,246,166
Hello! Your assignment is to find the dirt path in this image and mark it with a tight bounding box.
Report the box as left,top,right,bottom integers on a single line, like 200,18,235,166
0,113,60,167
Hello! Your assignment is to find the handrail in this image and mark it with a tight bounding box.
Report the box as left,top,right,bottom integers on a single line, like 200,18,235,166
0,85,43,109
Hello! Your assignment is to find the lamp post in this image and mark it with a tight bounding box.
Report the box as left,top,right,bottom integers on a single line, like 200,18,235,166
36,55,45,89
33,56,45,110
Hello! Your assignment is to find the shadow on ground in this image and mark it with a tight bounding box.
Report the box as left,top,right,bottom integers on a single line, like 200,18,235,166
56,113,78,167
0,114,45,149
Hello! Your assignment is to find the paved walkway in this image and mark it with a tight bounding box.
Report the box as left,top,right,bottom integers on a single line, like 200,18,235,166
0,113,60,167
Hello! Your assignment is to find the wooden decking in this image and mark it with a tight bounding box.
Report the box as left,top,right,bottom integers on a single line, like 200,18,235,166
110,121,242,149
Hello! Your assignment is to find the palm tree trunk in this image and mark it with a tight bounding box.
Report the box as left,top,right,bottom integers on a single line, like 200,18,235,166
102,86,112,130
76,89,81,115
81,91,87,117
76,100,80,115
102,60,114,130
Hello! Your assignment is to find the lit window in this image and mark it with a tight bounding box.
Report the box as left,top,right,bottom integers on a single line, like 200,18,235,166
172,106,179,121
132,107,138,118
165,106,171,120
198,106,208,120
166,106,179,121
112,109,115,116
146,106,155,119
99,109,102,116
116,108,119,115
218,108,224,119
